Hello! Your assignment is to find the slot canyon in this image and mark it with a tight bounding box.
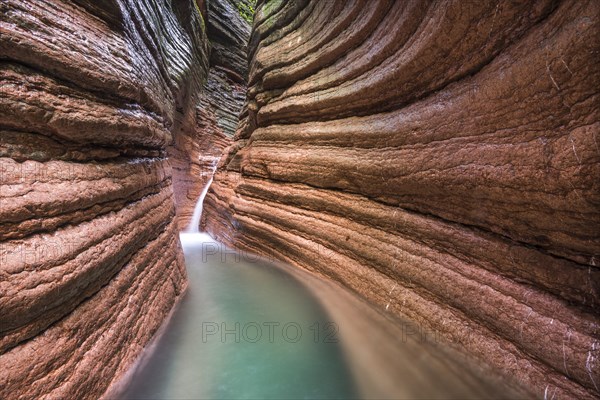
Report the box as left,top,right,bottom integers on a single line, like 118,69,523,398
0,0,598,399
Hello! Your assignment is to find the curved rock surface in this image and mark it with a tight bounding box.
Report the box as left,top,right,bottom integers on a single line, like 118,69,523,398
169,0,248,230
204,1,600,398
0,0,208,398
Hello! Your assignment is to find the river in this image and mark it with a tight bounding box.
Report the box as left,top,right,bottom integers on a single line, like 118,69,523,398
117,232,528,399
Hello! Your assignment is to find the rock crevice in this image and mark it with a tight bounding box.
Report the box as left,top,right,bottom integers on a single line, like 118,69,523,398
1,0,598,398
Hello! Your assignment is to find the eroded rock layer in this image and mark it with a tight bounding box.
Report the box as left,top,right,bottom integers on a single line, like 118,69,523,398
204,1,600,398
169,0,248,230
0,0,207,397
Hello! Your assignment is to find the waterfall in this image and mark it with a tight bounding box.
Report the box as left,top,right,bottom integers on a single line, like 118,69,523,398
185,172,215,233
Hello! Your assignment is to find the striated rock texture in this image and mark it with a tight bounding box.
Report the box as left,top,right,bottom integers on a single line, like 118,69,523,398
0,0,207,398
204,0,600,398
169,0,249,230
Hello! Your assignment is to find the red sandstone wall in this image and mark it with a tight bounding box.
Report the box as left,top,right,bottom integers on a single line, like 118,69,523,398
204,1,600,398
0,1,208,398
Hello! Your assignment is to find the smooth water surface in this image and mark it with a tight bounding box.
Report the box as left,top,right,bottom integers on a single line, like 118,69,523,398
120,233,530,400
120,233,358,399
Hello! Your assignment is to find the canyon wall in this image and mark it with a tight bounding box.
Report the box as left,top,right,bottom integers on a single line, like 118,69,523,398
204,1,600,398
169,0,248,230
0,0,208,398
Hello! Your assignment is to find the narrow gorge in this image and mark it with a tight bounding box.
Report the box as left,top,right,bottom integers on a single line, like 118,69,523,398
1,1,598,399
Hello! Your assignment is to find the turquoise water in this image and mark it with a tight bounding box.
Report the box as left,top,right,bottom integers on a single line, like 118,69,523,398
119,233,528,400
120,233,358,399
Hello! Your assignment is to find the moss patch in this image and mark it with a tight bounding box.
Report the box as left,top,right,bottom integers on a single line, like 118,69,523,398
236,0,257,24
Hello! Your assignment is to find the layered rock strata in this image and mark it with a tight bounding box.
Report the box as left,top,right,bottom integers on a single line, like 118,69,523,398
0,0,207,398
204,1,600,398
169,0,248,230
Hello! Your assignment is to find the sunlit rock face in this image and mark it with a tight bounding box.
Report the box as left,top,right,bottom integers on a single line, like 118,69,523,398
204,1,600,398
0,0,208,398
169,0,249,230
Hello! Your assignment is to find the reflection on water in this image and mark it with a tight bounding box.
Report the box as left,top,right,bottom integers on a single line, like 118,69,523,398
120,233,529,400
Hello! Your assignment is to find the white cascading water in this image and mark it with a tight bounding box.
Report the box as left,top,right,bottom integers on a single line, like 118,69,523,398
185,167,216,233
